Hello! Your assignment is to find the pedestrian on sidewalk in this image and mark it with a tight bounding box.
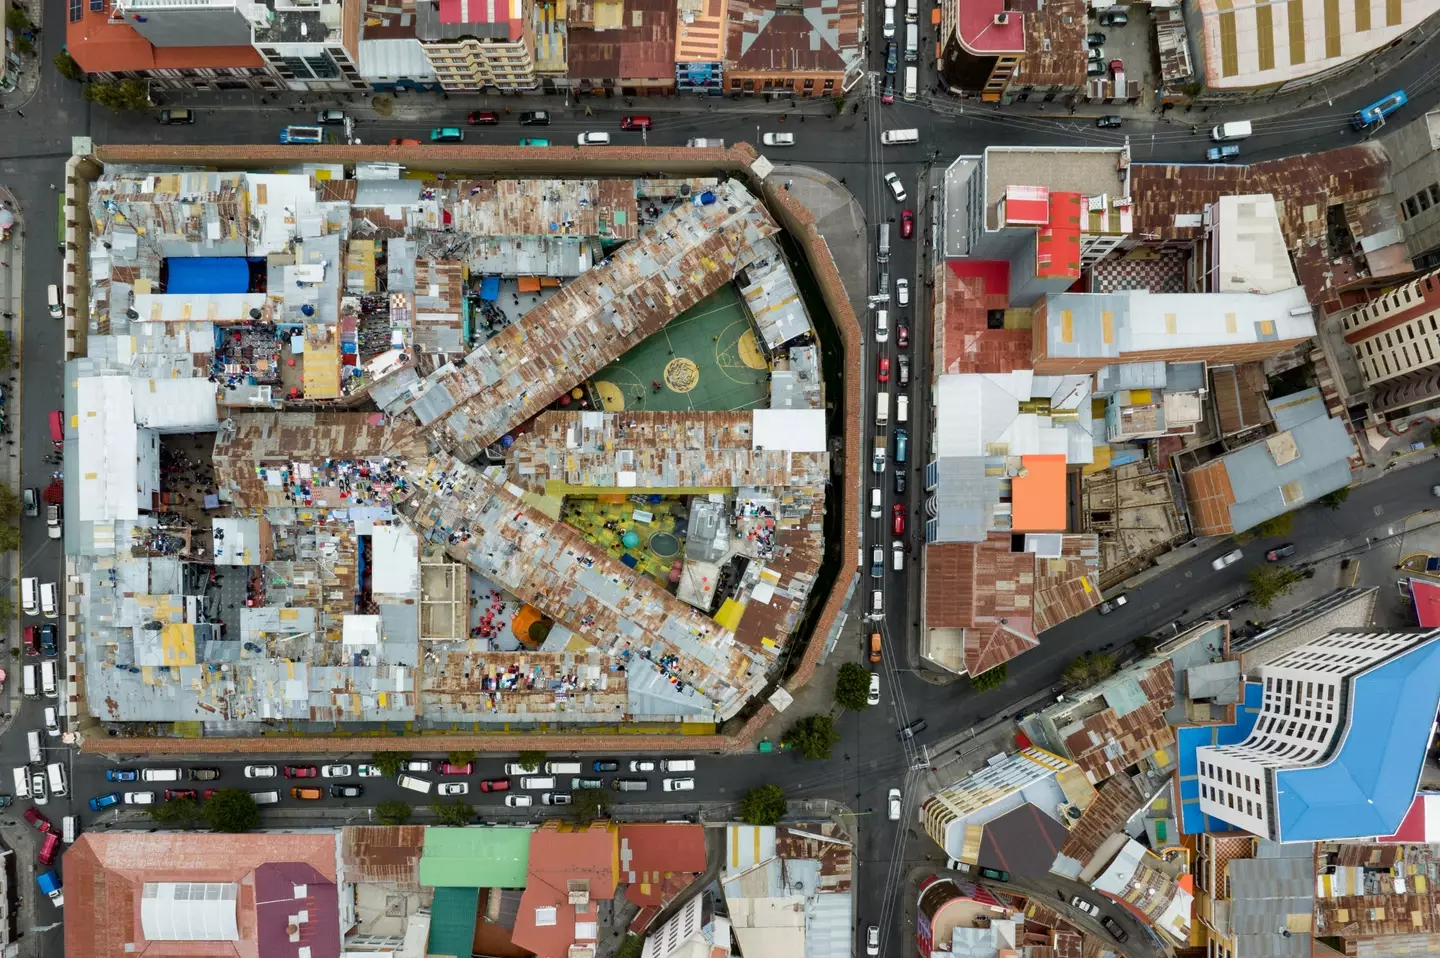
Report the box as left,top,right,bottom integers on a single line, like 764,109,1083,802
14,111,22,119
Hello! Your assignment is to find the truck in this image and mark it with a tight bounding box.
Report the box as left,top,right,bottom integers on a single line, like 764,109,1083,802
1210,120,1252,141
37,870,63,907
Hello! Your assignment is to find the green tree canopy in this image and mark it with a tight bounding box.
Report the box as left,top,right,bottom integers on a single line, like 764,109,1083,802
0,486,22,521
430,798,473,827
52,51,85,82
446,750,476,767
570,787,612,823
969,664,1007,692
200,789,260,833
516,750,546,772
739,784,787,826
1318,487,1350,510
376,800,412,825
834,662,871,711
371,751,411,777
1247,565,1304,609
83,79,151,112
147,797,202,826
782,714,840,760
0,525,23,553
617,935,646,958
1061,652,1116,689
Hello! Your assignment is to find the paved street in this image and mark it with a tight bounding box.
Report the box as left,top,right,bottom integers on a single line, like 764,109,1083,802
6,0,1440,951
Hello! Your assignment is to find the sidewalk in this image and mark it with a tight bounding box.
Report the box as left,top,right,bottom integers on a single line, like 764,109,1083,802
0,0,44,113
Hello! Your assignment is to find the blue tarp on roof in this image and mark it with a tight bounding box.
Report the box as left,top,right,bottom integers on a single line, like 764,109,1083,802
479,276,501,301
1275,634,1440,842
166,257,251,295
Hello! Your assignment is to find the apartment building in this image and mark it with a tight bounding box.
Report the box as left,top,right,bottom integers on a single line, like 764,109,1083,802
418,0,537,92
1192,835,1314,958
723,0,862,97
1336,267,1440,415
248,0,367,91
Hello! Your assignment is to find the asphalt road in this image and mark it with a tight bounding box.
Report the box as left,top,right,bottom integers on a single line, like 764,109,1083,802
6,0,1440,950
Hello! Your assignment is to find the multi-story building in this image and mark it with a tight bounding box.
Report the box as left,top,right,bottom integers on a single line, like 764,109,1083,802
357,0,442,91
529,0,567,89
1196,627,1440,842
723,0,862,97
418,0,537,92
1335,267,1440,416
673,0,725,95
250,0,367,91
916,877,1018,958
1192,835,1314,958
1382,110,1440,270
67,0,280,91
566,0,673,97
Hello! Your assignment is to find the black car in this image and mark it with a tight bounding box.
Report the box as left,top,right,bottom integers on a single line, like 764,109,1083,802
331,784,363,798
894,470,906,495
1097,7,1127,25
978,866,1010,882
187,767,222,781
1265,543,1296,561
1095,115,1123,128
519,111,551,125
38,623,57,657
1087,59,1107,76
1100,917,1128,943
885,41,898,74
896,717,927,740
592,760,619,773
158,109,196,125
1086,31,1105,46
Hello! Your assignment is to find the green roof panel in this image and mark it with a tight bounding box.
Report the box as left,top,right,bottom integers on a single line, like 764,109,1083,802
419,826,534,888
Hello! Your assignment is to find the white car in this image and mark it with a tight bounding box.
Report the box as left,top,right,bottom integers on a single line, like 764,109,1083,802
896,277,909,307
761,132,795,147
1212,549,1243,571
320,764,352,778
629,760,656,772
505,794,534,807
402,760,433,773
577,131,611,145
882,6,895,37
663,777,695,792
885,171,906,202
867,672,881,706
438,782,470,796
867,925,880,956
887,787,901,821
1071,896,1100,917
31,772,47,806
244,765,278,779
357,765,383,777
124,791,156,805
543,792,572,805
43,706,60,737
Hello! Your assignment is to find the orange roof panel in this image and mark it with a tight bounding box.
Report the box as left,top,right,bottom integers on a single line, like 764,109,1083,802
1011,454,1067,532
67,6,262,74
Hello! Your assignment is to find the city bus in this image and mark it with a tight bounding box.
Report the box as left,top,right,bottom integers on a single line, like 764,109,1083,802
1352,89,1407,130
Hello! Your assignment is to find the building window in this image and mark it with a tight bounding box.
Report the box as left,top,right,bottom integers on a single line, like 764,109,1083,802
803,78,814,89
823,78,834,90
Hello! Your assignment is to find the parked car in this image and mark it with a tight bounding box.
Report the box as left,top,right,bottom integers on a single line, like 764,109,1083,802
519,111,551,125
619,115,652,131
1097,7,1128,25
592,761,619,773
430,127,464,142
23,808,51,832
164,789,199,802
1265,543,1296,561
158,109,196,125
105,768,137,783
881,76,895,104
357,765,383,777
1096,115,1123,128
466,111,499,125
289,787,323,800
89,792,121,811
316,109,347,124
892,503,906,536
43,706,60,737
320,764,353,778
1207,144,1241,161
22,488,37,518
439,762,472,776
1086,31,1106,45
38,625,57,656
896,278,910,307
1071,896,1100,917
518,138,552,147
438,782,470,796
388,138,421,146
46,504,60,539
1098,594,1128,615
662,778,695,791
867,672,881,706
505,794,533,807
1211,549,1243,570
887,788,901,820
187,768,221,781
330,784,363,798
283,765,318,779
897,325,909,349
572,777,604,790
577,131,611,145
629,760,656,772
761,132,795,147
978,866,1010,881
479,778,511,792
542,793,572,805
884,171,906,202
22,627,36,656
867,925,880,956
403,760,433,773
884,41,898,74
124,791,155,804
878,357,890,383
1087,59,1108,76
894,470,906,494
900,209,914,238
244,765,278,779
1100,916,1129,942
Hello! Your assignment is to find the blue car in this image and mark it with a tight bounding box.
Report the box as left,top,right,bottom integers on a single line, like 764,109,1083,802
88,792,121,811
105,768,137,782
592,760,619,772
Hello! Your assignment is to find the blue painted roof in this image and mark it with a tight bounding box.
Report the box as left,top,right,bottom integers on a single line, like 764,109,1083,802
1275,635,1440,842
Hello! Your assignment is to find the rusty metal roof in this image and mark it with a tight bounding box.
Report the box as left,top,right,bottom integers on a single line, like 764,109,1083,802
726,0,860,73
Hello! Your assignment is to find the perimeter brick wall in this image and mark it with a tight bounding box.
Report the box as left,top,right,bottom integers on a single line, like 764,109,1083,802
77,143,860,756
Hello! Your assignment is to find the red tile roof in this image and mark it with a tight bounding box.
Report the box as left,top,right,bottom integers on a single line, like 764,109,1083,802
513,824,619,958
727,0,861,73
958,0,1026,53
63,833,339,958
1181,459,1236,535
618,824,707,906
438,0,524,40
925,534,1040,675
67,7,264,74
939,261,1030,375
568,0,676,80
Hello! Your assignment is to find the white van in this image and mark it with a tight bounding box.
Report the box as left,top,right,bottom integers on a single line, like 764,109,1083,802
904,66,918,102
47,284,63,320
685,138,725,147
878,223,891,261
251,790,281,804
21,664,37,699
876,391,890,426
41,660,57,699
141,768,181,782
905,0,917,21
872,590,884,614
522,776,557,790
881,128,919,145
1211,120,1252,141
40,582,57,619
875,309,889,343
13,767,29,798
22,577,37,617
659,759,695,773
46,762,67,798
505,762,541,775
544,762,583,775
27,731,41,764
870,488,882,518
397,774,432,794
897,395,909,423
62,816,76,844
905,23,918,61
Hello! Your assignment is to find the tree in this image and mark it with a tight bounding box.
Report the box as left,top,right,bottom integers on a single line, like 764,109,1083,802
739,784,787,826
376,800,411,825
570,787,612,823
831,96,847,115
371,751,411,777
5,8,29,29
200,789,260,833
1132,635,1158,657
430,798,473,827
969,664,1007,692
0,524,22,553
782,714,840,760
833,662,871,711
516,750,546,773
147,797,202,826
53,51,85,82
1250,513,1294,538
1318,487,1350,510
447,750,476,767
1248,565,1304,609
84,79,152,112
0,486,21,521
617,935,646,958
1061,652,1116,689
1432,424,1440,447
14,36,32,55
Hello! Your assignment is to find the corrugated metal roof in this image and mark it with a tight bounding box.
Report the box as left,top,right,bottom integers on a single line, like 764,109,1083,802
357,37,435,78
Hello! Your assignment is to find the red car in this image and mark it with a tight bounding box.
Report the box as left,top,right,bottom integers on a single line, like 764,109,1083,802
897,325,909,349
878,356,890,383
1110,58,1123,75
900,209,914,239
202,789,218,800
23,808,51,833
466,111,499,125
892,503,906,536
619,115,652,131
439,762,473,776
164,789,199,802
283,765,318,779
38,832,59,865
22,626,37,656
479,778,511,792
